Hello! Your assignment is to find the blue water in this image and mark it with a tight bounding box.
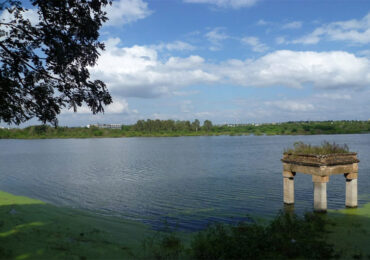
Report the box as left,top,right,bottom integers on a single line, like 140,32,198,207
0,134,369,230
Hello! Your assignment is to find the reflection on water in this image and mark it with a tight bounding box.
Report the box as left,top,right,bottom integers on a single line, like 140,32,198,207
0,135,369,230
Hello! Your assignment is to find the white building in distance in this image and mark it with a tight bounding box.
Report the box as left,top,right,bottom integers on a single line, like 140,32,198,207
86,124,122,129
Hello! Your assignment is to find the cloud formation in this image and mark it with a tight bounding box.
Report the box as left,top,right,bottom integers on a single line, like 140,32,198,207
218,50,370,89
104,0,152,27
0,0,151,28
294,12,370,44
151,41,196,51
183,0,259,9
90,38,219,98
241,36,269,52
90,39,370,102
282,21,302,30
265,100,314,112
63,98,133,115
0,7,39,26
205,27,229,51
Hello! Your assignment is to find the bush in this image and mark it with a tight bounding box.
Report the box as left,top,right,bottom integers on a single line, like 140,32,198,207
285,141,350,155
142,212,334,259
141,233,184,260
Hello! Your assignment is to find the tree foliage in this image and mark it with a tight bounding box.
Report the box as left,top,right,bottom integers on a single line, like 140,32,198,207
0,0,112,125
203,119,212,132
132,119,213,132
141,212,335,259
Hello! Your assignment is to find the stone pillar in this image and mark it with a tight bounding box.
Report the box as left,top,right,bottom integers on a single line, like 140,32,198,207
283,171,295,204
313,175,329,212
345,172,358,208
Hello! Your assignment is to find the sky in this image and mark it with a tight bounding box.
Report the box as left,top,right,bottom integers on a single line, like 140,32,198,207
2,0,370,126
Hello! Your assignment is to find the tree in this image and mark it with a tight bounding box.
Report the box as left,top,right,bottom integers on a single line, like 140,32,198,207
191,119,200,132
0,0,112,126
203,120,213,132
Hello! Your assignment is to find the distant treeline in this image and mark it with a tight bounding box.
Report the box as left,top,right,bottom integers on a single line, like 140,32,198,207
0,120,370,139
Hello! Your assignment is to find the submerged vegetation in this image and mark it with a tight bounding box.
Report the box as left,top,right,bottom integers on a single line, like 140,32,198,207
5,188,370,259
1,120,370,139
1,191,336,259
284,141,350,155
142,212,334,259
0,191,152,259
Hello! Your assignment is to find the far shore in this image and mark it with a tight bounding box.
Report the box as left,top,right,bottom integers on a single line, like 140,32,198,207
1,120,369,139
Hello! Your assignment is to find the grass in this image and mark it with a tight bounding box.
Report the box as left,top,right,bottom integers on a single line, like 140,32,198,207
327,203,370,259
0,191,152,259
284,141,350,155
1,120,370,139
2,190,370,259
145,206,370,260
142,211,335,259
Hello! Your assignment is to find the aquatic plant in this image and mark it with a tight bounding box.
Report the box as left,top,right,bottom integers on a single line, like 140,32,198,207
142,212,335,259
284,141,350,155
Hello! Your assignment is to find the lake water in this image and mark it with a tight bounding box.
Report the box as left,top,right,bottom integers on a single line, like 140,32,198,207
0,134,369,231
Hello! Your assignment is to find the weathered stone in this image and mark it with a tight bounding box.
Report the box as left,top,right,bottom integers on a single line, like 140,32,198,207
345,178,358,208
283,177,294,204
282,153,359,211
283,170,295,178
282,153,359,167
344,172,358,180
286,164,357,176
312,175,329,183
313,182,327,212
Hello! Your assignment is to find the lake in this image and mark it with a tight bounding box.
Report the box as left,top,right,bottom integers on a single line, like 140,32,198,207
0,134,369,231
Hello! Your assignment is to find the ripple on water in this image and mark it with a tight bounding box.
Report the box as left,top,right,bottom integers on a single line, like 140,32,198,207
0,135,369,230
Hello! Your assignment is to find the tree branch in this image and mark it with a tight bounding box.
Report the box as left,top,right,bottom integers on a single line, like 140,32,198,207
0,41,63,83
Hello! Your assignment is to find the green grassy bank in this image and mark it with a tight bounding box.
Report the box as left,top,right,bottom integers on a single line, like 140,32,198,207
327,203,370,259
1,120,370,139
2,190,370,259
0,191,153,259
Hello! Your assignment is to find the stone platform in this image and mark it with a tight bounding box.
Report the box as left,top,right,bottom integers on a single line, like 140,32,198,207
281,153,359,212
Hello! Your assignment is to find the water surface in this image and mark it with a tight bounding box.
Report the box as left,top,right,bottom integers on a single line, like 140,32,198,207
1,135,369,230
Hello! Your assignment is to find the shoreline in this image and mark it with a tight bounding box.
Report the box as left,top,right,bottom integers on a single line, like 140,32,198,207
1,131,369,140
1,190,370,258
1,120,370,139
0,190,153,259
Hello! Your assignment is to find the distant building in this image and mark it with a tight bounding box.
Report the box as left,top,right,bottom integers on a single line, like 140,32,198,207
87,124,122,129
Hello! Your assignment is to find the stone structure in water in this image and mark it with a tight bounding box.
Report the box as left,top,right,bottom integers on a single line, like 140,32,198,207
281,153,360,212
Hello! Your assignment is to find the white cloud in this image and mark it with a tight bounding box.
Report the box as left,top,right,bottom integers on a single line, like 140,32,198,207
172,90,200,96
358,49,370,58
104,0,152,27
292,30,321,44
265,100,314,112
205,27,229,51
152,41,196,51
183,0,259,9
90,39,370,102
275,36,286,44
0,0,151,29
105,99,131,114
293,12,370,45
282,21,302,29
63,98,132,115
314,93,352,100
0,7,39,24
257,19,269,26
90,38,219,98
180,100,193,113
194,111,214,118
241,36,269,52
217,50,370,89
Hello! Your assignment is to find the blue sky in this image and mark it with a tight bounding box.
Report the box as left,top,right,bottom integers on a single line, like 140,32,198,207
3,0,370,126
